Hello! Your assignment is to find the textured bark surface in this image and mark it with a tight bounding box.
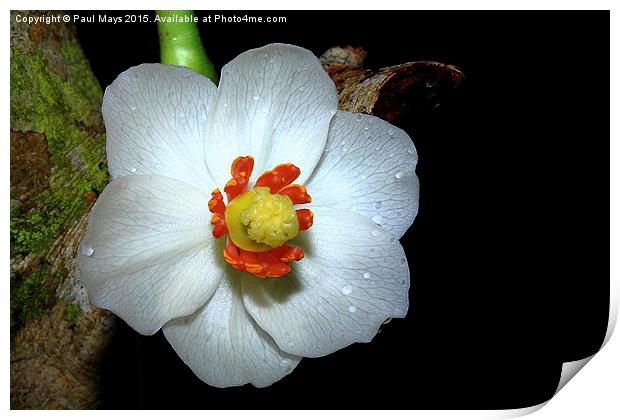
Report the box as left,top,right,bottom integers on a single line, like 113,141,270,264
10,11,115,409
320,46,464,125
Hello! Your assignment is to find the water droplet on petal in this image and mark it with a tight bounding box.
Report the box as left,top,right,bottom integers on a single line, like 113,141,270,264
355,114,363,122
389,237,396,244
129,106,137,111
348,305,357,313
363,272,371,279
341,284,353,295
330,109,337,116
394,171,403,179
223,103,228,108
387,128,394,136
407,146,415,155
383,318,392,325
399,258,407,266
129,167,137,174
80,243,94,256
401,278,407,285
375,145,382,151
372,214,385,225
364,125,370,131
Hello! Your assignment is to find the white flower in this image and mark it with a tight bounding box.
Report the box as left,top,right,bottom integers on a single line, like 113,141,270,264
77,43,420,388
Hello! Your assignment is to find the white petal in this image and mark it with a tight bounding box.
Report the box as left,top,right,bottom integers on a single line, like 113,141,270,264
205,43,338,187
77,175,224,335
242,207,410,358
308,111,420,239
163,273,301,388
103,64,217,191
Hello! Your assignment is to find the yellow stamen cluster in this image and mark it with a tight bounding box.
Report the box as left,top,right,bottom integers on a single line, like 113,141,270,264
225,187,299,252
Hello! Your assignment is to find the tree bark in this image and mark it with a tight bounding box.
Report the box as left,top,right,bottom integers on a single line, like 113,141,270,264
320,46,464,125
10,11,114,409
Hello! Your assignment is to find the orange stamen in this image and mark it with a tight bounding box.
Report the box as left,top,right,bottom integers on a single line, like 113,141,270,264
296,209,314,231
210,157,313,279
279,184,312,205
224,156,254,202
254,163,301,193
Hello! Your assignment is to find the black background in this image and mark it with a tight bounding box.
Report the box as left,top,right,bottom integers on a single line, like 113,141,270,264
74,10,610,409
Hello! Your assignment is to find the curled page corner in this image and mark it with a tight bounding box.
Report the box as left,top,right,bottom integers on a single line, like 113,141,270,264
487,284,618,419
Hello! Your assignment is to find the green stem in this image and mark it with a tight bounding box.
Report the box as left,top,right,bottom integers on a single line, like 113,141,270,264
157,10,218,83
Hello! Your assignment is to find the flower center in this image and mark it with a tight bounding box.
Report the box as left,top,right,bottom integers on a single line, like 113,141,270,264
225,187,299,252
208,155,314,278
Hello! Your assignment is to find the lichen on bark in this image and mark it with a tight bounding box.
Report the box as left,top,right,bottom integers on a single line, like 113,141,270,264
10,10,114,409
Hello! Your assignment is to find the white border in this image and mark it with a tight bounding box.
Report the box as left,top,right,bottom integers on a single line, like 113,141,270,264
3,1,617,417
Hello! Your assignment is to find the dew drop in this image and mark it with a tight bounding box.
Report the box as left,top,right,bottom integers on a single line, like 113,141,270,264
399,258,407,266
341,284,353,295
80,243,94,256
264,53,268,58
129,105,137,111
401,278,407,285
330,109,337,116
389,237,396,244
407,146,415,155
383,318,393,325
387,128,394,136
181,70,191,77
375,201,383,210
348,305,357,313
223,103,228,108
363,272,371,279
375,145,382,151
129,167,137,174
394,171,403,179
363,125,370,131
372,214,385,225
253,95,260,101
355,114,363,122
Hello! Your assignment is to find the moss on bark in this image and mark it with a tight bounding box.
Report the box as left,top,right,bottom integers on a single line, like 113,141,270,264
10,11,114,409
